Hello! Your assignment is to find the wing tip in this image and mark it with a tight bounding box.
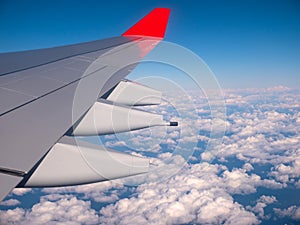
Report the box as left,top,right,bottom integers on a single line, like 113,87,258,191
122,8,171,39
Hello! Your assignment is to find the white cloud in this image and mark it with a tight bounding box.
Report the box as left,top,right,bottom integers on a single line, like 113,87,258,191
2,88,300,224
274,205,300,220
265,86,291,92
11,188,32,196
0,196,99,225
43,181,125,203
269,156,300,184
247,195,277,219
99,163,261,225
243,163,254,171
0,199,20,206
215,91,300,175
0,208,25,225
221,168,283,194
95,88,300,224
105,140,127,148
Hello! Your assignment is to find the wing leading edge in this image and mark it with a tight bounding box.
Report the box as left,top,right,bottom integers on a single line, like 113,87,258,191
0,8,171,201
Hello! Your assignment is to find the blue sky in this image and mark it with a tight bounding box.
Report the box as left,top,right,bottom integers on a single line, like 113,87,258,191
0,0,299,88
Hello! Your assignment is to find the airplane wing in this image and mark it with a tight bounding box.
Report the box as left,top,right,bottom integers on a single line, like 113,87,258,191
0,8,174,201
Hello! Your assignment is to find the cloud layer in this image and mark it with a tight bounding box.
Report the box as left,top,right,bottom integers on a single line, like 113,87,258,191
1,87,299,224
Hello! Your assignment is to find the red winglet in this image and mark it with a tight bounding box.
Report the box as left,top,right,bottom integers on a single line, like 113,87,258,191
122,8,170,39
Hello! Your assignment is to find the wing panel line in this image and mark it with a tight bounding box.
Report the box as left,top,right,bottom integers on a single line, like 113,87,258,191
0,65,107,117
0,37,141,77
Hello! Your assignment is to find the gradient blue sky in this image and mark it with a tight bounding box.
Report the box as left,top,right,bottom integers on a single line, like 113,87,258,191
0,0,299,88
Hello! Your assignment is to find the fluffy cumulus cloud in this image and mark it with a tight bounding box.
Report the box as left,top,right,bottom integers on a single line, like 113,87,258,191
0,208,25,225
0,195,99,225
98,88,300,224
0,199,20,207
11,188,32,196
1,87,299,224
269,155,300,184
211,89,300,184
42,180,125,203
274,205,300,220
247,195,277,219
0,181,125,225
100,163,260,225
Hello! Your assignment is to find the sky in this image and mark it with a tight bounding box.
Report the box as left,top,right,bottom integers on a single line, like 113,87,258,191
0,0,299,88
